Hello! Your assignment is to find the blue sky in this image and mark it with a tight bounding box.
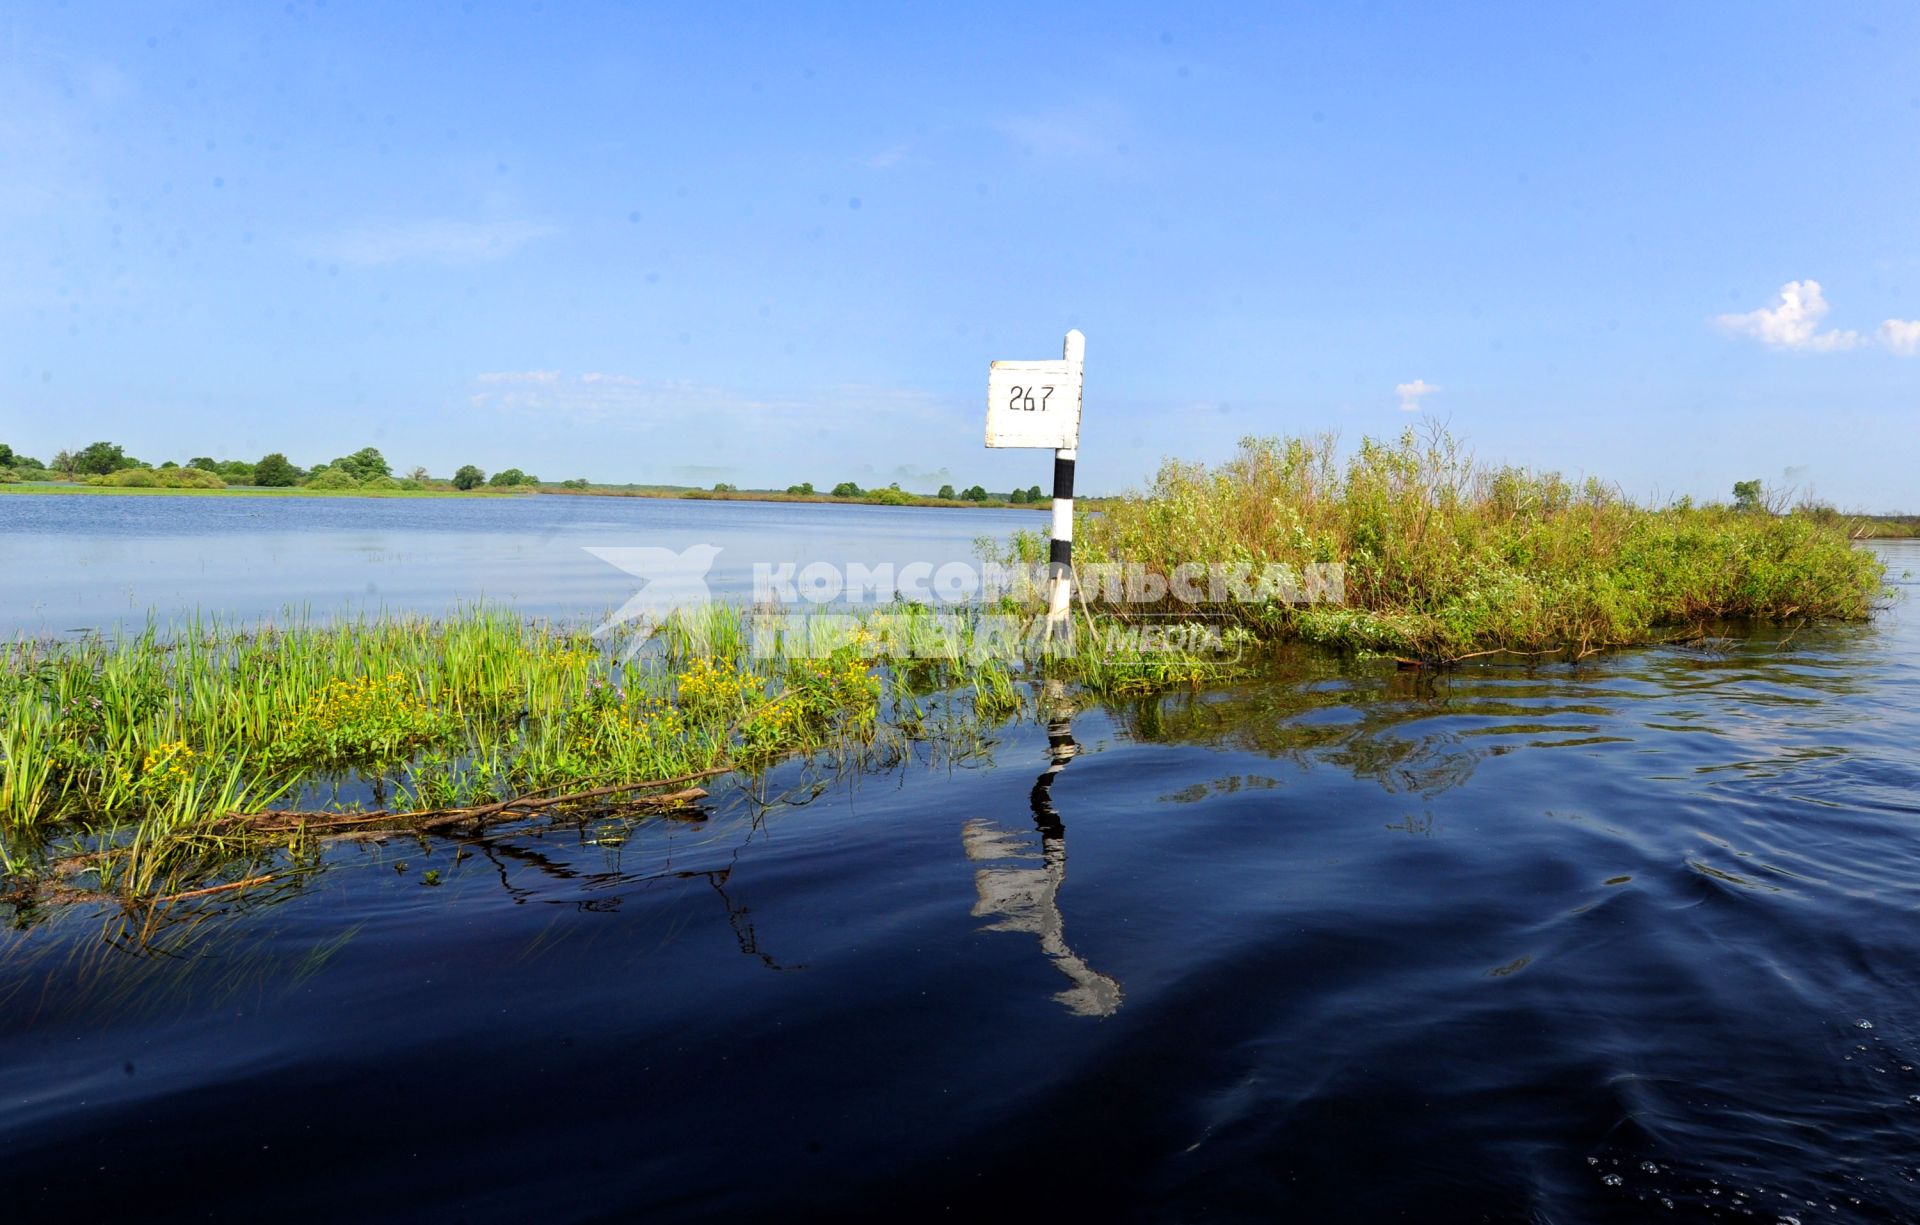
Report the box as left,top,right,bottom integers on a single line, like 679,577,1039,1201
3,2,1915,507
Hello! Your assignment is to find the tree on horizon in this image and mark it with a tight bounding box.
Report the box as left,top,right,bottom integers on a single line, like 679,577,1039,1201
253,453,298,487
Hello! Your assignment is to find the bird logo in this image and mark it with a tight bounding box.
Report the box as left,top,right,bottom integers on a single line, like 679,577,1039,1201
584,543,722,653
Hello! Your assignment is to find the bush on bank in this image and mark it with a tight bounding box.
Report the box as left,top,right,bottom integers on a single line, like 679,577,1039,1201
88,466,226,489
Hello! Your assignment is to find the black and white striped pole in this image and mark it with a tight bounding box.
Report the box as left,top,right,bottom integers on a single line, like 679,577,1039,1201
987,329,1085,639
1046,330,1083,632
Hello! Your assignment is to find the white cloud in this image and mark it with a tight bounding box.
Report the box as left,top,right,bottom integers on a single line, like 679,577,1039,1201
1878,318,1920,356
315,219,555,267
476,370,559,384
1713,280,1861,352
1395,379,1439,412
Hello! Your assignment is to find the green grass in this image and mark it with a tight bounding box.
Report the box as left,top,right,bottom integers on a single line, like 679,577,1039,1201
0,607,1029,901
12,614,835,810
1067,427,1889,660
0,483,532,499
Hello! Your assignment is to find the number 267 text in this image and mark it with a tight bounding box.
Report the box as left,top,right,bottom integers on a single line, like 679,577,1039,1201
1006,385,1053,412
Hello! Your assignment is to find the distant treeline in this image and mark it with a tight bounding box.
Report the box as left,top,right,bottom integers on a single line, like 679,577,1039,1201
0,441,1045,505
0,441,548,493
566,479,1051,509
729,480,1047,505
5,442,1909,531
758,480,1047,504
0,441,1052,506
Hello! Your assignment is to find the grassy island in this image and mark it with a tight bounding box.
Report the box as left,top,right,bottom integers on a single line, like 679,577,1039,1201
1073,429,1888,659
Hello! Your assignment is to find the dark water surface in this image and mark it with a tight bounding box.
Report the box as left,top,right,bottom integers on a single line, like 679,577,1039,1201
1,518,1915,1221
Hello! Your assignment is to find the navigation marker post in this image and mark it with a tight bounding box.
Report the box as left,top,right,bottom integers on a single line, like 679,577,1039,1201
987,329,1085,639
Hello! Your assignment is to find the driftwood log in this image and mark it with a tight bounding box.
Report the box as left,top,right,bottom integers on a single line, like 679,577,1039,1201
232,767,728,836
0,769,733,913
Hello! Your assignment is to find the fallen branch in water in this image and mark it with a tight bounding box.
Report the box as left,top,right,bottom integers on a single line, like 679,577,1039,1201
233,768,726,836
157,873,279,903
411,786,709,831
7,780,717,912
442,766,728,821
0,871,280,912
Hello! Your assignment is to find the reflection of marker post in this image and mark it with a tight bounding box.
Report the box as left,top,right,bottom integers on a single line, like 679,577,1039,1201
961,673,1120,1017
1046,330,1083,636
1031,677,1079,825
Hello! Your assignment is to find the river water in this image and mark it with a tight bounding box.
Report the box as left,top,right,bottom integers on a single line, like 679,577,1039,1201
0,492,1039,635
1,496,1915,1223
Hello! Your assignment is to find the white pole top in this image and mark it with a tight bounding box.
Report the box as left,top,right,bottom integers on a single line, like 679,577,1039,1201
1064,329,1085,364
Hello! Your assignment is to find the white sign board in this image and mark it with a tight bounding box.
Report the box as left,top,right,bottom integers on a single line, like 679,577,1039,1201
986,359,1082,449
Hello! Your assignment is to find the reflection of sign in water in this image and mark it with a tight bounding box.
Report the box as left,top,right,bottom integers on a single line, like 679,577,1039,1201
961,715,1121,1017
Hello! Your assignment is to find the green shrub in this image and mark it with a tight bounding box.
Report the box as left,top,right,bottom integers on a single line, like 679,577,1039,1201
166,466,224,489
90,467,159,488
253,453,299,487
85,466,224,489
326,447,391,482
74,441,135,475
303,468,361,490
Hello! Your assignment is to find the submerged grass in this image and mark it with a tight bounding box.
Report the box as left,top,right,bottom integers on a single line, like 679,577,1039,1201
1071,427,1888,659
0,609,902,898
